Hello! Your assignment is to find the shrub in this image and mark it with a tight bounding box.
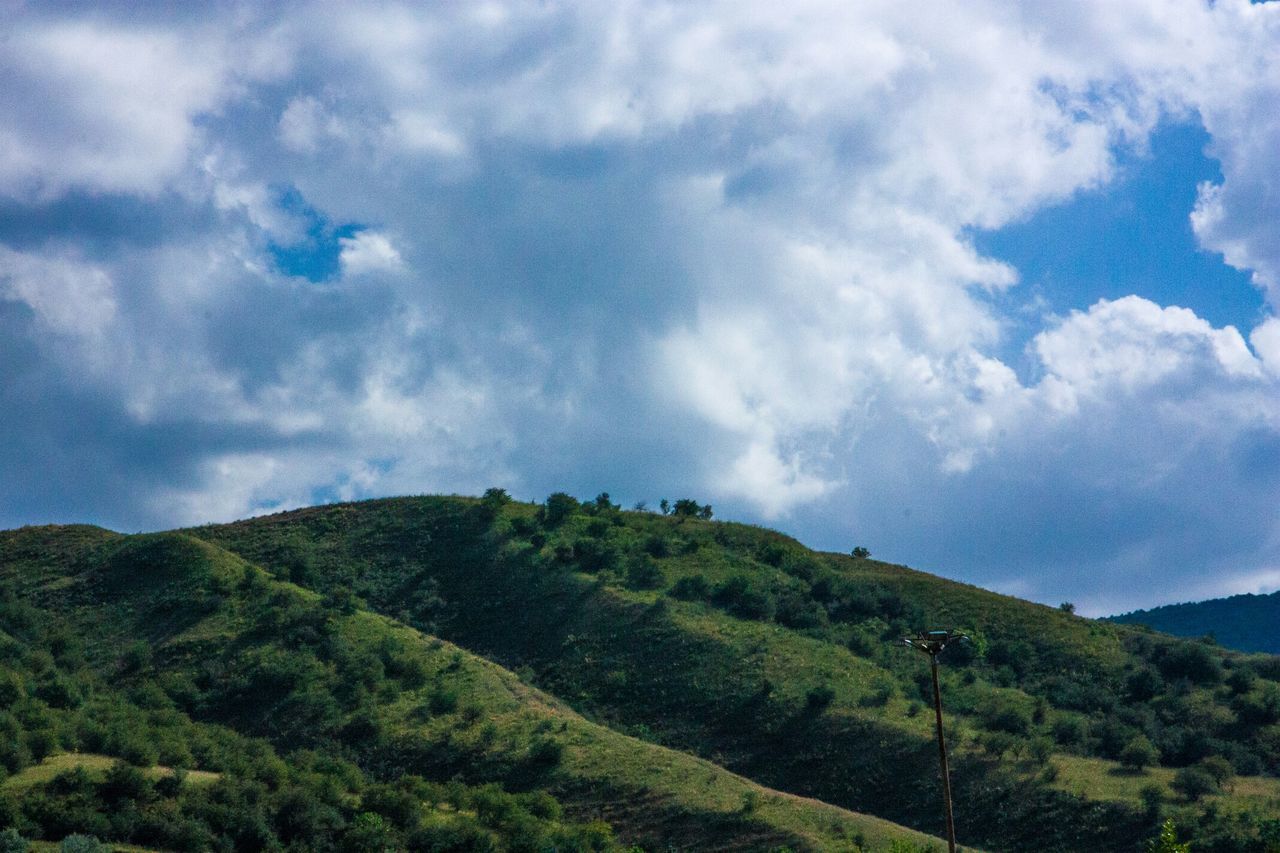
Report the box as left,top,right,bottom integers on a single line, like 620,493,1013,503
775,590,825,630
670,575,710,600
671,499,711,519
805,685,835,711
642,535,669,558
1171,765,1216,801
59,838,104,853
0,828,28,853
711,576,775,621
1126,667,1164,702
526,736,563,769
479,487,511,519
1120,735,1159,771
1156,642,1221,685
1146,819,1190,853
572,538,616,574
982,698,1031,735
429,688,459,715
624,556,663,590
1199,755,1233,788
541,493,579,527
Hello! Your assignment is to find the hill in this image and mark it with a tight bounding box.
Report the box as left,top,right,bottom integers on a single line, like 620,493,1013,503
1109,591,1280,654
0,522,947,851
4,492,1280,851
190,492,1280,852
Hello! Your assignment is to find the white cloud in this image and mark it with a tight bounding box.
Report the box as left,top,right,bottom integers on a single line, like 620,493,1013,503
339,231,403,276
1033,296,1264,397
0,17,287,199
1252,316,1280,378
2,0,1279,611
0,247,116,338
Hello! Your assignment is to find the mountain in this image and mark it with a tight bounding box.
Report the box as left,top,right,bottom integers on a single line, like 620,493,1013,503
1108,591,1280,654
4,492,1280,852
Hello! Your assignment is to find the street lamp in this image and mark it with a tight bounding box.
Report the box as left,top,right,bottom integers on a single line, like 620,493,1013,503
903,629,968,853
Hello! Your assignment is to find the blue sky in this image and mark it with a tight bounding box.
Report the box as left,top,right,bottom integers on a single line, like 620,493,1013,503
2,1,1279,614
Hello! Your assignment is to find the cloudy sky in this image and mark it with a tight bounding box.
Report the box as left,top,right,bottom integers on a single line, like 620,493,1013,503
2,1,1279,614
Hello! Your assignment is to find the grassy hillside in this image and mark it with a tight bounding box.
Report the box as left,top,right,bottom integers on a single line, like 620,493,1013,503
0,524,949,851
192,492,1280,852
1109,591,1280,655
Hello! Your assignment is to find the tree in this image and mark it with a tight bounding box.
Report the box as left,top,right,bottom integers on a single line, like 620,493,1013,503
851,546,870,559
1199,755,1234,791
541,493,579,527
1172,764,1217,801
1120,735,1159,772
672,499,704,518
1146,819,1190,853
1059,602,1076,614
659,499,670,515
0,829,28,853
479,487,511,519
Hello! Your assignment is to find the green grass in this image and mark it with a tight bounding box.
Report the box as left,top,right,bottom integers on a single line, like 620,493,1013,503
1049,754,1280,813
1,753,220,793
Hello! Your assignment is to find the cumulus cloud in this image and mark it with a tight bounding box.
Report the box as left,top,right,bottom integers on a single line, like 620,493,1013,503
0,0,1278,612
339,231,403,277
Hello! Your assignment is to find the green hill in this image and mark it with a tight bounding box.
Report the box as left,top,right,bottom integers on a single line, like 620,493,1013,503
0,523,948,851
1109,591,1280,655
188,492,1280,852
5,492,1280,851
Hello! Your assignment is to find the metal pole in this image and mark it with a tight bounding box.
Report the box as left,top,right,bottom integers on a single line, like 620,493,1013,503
930,653,957,853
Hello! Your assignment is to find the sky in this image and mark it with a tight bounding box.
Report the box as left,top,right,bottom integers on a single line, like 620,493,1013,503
2,1,1279,616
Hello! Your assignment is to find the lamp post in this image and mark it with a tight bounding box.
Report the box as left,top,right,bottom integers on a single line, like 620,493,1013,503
903,629,967,853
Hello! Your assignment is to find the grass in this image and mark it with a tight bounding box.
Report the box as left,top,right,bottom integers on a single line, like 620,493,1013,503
1049,753,1280,814
2,752,220,792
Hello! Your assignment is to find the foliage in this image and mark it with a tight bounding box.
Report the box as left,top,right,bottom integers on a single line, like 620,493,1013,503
1146,819,1190,853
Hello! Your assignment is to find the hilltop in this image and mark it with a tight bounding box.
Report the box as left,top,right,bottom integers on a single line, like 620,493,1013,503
3,492,1279,851
1109,590,1280,655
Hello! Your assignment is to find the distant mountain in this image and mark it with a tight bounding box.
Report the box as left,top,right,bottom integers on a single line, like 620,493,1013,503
1108,590,1280,654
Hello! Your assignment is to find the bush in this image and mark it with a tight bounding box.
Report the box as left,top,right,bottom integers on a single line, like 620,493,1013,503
429,688,459,715
669,575,711,600
1156,642,1221,685
1126,667,1164,702
1171,765,1217,801
711,576,775,621
526,736,563,769
1146,819,1190,853
624,556,663,590
572,538,616,574
0,828,28,853
541,493,579,527
1199,755,1233,788
642,535,669,558
1120,735,1159,771
59,838,104,853
775,590,825,630
805,685,835,711
479,487,511,520
671,499,711,519
982,698,1031,735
